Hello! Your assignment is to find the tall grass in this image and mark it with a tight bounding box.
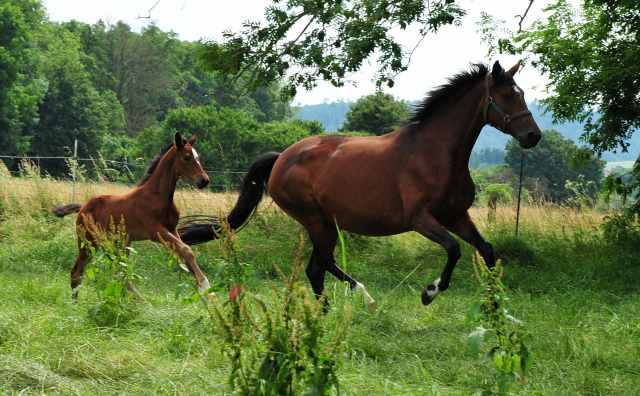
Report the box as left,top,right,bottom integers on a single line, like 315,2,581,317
1,171,639,395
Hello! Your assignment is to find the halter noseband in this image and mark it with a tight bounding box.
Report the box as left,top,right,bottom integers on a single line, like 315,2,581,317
484,72,531,132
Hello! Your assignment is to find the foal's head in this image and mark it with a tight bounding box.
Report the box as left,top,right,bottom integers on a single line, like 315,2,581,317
172,132,209,189
485,61,542,149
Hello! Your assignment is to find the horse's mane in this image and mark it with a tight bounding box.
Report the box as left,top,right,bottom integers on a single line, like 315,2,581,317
405,63,514,125
137,136,188,186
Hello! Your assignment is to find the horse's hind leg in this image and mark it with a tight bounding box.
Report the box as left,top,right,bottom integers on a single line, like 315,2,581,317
444,212,494,268
305,222,375,308
305,244,326,301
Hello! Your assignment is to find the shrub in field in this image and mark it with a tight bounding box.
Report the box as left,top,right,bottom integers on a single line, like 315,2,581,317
601,211,640,246
175,222,352,395
483,183,513,205
79,215,145,326
465,252,532,393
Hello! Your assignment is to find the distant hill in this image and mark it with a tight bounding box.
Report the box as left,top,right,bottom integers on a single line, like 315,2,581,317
294,101,638,163
294,100,352,132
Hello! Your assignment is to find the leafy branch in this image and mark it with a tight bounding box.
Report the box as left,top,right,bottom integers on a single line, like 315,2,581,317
196,0,466,104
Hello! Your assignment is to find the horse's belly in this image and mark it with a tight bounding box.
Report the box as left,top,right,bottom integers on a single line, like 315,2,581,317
316,188,407,236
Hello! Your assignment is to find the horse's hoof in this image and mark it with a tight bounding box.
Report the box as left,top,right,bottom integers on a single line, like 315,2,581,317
421,284,439,306
367,301,376,309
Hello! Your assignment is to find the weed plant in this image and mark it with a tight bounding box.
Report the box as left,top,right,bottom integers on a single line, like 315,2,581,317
79,215,146,326
465,253,532,393
176,221,352,395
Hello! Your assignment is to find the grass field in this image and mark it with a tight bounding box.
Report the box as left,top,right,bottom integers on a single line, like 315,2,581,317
1,172,639,395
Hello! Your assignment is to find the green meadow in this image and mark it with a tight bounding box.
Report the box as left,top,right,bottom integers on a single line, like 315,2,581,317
0,175,639,395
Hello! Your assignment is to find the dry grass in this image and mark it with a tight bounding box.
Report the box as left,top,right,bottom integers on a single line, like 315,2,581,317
469,202,604,234
0,163,608,234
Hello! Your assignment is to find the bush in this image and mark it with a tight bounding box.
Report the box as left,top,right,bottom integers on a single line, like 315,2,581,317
484,184,513,205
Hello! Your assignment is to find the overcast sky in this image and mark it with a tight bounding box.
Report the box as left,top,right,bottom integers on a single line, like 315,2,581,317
44,0,556,105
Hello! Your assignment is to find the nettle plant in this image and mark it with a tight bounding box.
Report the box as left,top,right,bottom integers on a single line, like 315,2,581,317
79,215,146,325
174,221,352,396
465,252,533,393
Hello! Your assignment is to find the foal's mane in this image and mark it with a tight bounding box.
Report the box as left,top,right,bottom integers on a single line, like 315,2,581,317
405,63,514,125
137,136,188,187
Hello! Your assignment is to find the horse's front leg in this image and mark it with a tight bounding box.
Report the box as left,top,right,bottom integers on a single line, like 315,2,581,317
444,212,495,268
153,228,215,298
412,213,462,306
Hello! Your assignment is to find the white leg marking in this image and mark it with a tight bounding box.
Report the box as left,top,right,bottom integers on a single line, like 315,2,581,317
198,278,215,297
425,277,442,300
354,282,376,308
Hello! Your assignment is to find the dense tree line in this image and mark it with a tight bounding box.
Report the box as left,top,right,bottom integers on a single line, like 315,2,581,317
0,0,304,181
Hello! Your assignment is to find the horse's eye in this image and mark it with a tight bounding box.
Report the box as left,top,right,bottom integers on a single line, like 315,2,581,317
182,155,190,162
501,94,512,101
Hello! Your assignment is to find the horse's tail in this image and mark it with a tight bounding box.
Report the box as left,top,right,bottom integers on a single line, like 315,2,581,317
51,203,84,217
178,151,281,245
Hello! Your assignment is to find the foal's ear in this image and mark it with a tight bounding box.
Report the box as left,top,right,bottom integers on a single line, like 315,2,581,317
187,135,197,146
507,60,521,77
174,132,184,148
491,60,502,81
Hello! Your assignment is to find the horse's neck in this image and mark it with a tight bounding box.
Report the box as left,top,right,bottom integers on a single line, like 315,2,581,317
140,154,179,204
409,86,486,167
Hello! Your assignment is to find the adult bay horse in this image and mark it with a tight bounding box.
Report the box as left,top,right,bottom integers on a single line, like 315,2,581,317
178,61,542,307
53,132,214,298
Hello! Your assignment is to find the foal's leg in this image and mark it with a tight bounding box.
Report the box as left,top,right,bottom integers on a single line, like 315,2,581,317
413,213,461,306
445,212,495,268
70,235,93,299
153,229,214,297
71,219,96,299
305,222,375,308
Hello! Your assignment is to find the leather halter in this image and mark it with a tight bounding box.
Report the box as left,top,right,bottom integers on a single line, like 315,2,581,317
484,72,531,132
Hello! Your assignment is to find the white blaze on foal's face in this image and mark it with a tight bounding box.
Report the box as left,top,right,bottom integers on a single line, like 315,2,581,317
192,148,200,163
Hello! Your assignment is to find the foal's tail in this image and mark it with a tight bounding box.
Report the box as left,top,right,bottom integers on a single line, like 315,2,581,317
51,203,84,217
178,151,281,245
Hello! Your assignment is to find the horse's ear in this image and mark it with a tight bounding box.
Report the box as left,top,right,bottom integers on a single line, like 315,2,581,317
187,135,197,146
491,60,502,80
174,132,184,148
507,60,521,77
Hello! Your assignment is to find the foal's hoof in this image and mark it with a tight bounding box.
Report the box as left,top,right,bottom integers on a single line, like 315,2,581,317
421,284,439,306
367,301,376,310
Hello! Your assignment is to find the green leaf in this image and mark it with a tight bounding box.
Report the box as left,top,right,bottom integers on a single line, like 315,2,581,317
104,282,123,298
498,370,518,392
175,282,190,300
468,326,492,359
88,301,102,316
182,292,199,306
464,301,484,324
481,346,498,365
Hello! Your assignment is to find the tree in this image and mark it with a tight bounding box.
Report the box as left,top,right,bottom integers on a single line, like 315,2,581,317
0,0,46,157
481,0,640,211
133,107,324,189
504,130,605,201
470,148,505,168
26,23,120,177
196,0,466,101
339,93,410,136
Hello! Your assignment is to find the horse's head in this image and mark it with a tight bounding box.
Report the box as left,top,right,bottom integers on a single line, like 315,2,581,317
173,132,209,189
484,61,542,149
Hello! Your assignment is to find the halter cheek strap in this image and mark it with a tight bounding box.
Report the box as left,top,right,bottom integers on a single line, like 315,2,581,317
484,72,532,132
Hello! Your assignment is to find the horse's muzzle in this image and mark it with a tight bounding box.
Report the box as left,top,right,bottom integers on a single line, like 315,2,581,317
195,174,209,189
